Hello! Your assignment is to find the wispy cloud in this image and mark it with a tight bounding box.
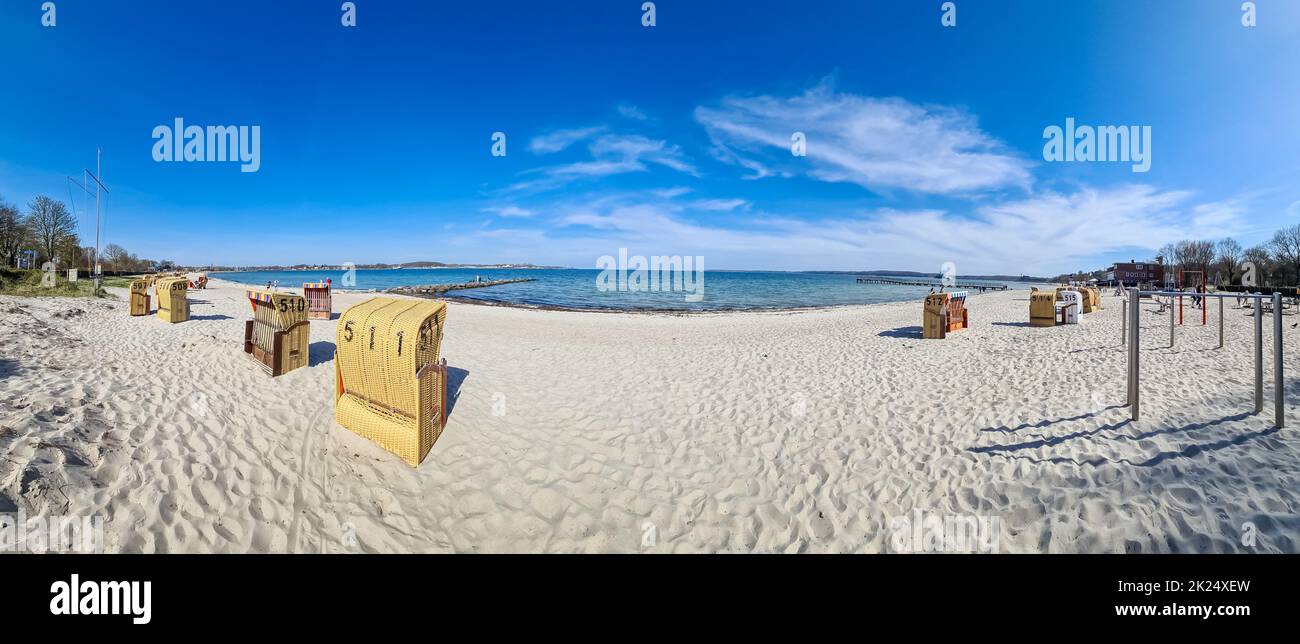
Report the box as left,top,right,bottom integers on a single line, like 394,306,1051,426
460,184,1251,274
508,132,697,193
691,198,749,212
483,205,536,218
694,79,1032,195
529,126,607,154
616,104,649,121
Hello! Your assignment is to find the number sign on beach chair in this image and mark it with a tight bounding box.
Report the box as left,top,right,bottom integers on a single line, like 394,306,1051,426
128,279,152,316
243,289,310,377
334,297,449,467
923,291,969,339
155,277,189,323
1057,290,1081,324
303,279,332,320
1030,289,1057,327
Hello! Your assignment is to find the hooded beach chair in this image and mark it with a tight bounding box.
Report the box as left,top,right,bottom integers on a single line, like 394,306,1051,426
155,277,189,323
923,291,969,339
128,279,152,316
243,289,310,376
1029,290,1056,327
333,297,448,467
303,279,332,320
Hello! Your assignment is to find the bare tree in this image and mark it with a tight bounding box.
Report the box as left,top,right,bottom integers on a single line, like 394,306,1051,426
1180,240,1215,286
1157,243,1176,286
1215,238,1242,285
24,195,77,266
102,243,130,272
1270,224,1300,285
1244,245,1274,285
0,195,27,268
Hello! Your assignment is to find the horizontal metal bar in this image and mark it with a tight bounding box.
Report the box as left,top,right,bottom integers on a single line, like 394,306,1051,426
1137,291,1282,299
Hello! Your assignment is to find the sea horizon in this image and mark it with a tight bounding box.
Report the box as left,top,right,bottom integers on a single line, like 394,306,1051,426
215,267,1035,312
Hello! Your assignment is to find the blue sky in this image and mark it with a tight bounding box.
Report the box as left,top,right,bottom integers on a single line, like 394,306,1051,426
1,0,1298,274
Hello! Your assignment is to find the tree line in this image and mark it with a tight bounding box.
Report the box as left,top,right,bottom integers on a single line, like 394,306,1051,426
1055,224,1300,287
0,193,164,273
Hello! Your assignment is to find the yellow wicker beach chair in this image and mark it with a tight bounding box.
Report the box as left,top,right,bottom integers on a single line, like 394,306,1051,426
155,277,189,323
333,297,448,467
128,279,152,316
243,289,310,376
1030,291,1056,327
1085,287,1101,312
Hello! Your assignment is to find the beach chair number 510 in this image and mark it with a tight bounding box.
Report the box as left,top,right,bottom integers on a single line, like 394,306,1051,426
278,298,306,313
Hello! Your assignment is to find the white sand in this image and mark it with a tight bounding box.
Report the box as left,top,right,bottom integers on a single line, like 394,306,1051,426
1,279,1297,553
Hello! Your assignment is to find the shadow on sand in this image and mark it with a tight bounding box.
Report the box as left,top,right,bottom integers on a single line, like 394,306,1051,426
878,325,923,339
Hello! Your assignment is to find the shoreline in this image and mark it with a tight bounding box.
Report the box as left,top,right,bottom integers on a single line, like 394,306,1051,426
207,277,1017,317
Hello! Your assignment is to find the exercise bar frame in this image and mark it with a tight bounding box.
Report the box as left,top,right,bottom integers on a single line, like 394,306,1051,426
1126,289,1284,427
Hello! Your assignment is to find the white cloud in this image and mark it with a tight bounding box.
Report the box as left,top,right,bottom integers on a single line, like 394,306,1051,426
457,184,1251,274
617,104,649,121
483,205,535,218
529,126,607,154
691,198,749,212
694,79,1032,195
508,133,697,192
1288,200,1300,217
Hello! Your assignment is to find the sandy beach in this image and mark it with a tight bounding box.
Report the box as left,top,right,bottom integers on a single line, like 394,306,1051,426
1,278,1297,553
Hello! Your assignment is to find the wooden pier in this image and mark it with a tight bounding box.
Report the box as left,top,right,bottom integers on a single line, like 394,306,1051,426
855,277,1007,292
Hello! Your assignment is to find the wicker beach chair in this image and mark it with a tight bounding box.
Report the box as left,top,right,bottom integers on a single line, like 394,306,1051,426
1030,291,1057,327
334,297,448,467
243,289,310,376
155,277,189,323
303,280,332,320
128,279,152,316
923,291,969,339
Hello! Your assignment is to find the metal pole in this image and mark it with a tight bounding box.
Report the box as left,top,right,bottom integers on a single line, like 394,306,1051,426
1218,296,1224,349
1274,292,1284,428
1129,288,1140,420
1255,299,1263,414
1121,298,1127,346
1170,294,1175,348
94,149,101,295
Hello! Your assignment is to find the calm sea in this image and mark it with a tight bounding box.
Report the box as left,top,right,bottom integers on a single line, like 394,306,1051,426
215,268,1031,311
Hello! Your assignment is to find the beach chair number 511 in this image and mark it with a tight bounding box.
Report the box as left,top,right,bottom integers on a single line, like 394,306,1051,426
340,320,433,356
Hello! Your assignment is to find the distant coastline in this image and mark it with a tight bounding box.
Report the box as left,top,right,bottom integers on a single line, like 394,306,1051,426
200,263,1048,282
207,262,564,273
